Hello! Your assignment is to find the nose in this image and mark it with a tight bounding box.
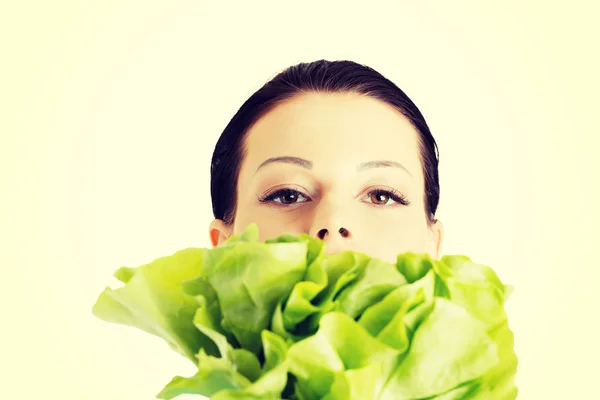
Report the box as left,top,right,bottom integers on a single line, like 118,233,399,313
310,201,353,245
316,227,351,240
313,226,352,254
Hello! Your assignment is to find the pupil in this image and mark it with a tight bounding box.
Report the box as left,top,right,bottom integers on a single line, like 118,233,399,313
281,191,297,204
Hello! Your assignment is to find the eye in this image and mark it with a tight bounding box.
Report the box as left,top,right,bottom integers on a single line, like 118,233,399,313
363,189,410,207
259,188,310,206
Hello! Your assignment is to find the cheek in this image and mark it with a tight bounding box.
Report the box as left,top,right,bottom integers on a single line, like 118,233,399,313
353,212,431,260
233,204,310,240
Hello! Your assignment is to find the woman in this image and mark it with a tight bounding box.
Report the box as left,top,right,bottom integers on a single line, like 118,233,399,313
208,60,443,263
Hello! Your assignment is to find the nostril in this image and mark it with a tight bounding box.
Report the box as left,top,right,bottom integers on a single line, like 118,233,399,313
317,229,328,240
339,227,350,238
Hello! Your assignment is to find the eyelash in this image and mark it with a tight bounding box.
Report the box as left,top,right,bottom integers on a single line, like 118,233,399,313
367,188,411,207
258,188,410,207
258,188,310,206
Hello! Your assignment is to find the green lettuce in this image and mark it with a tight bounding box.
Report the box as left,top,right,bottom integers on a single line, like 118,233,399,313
92,224,518,399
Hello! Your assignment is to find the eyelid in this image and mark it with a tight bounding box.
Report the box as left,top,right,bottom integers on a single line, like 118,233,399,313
258,185,315,202
359,186,410,206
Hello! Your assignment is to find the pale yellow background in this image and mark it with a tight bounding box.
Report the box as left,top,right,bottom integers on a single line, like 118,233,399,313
2,1,598,399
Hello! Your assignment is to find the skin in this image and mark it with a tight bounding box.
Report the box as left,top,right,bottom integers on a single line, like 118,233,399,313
209,92,443,263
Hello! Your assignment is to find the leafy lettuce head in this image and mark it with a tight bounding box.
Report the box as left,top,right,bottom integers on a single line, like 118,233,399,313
93,223,518,399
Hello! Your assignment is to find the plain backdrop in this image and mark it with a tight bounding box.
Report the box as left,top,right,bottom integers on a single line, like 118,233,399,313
2,1,598,399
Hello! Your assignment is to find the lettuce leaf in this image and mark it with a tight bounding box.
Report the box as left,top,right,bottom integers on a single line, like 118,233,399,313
92,248,217,362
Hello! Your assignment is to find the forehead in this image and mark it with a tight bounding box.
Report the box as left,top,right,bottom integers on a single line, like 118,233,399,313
241,92,423,178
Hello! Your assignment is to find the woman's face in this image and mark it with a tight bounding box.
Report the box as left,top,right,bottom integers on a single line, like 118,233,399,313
210,92,443,262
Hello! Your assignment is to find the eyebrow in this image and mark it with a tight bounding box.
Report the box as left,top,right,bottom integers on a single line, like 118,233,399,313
255,156,412,177
255,156,313,173
357,160,412,176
